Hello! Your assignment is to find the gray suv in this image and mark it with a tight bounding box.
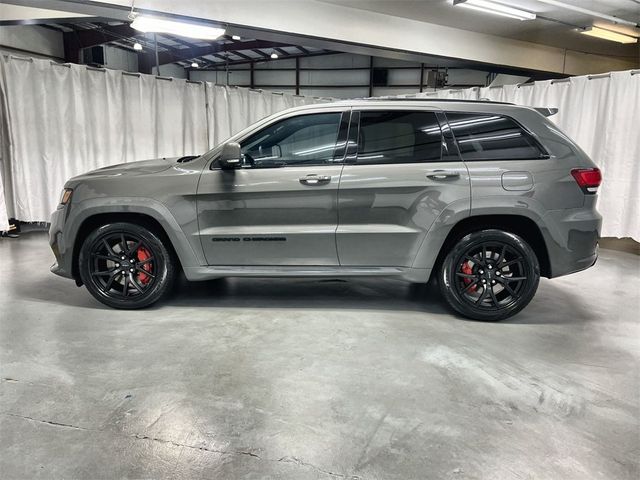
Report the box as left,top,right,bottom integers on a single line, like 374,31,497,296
49,99,602,320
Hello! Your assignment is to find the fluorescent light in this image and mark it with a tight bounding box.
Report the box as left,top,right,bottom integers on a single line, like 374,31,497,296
270,52,278,59
580,26,638,44
191,62,199,68
232,35,241,41
130,15,225,40
133,42,142,51
452,0,536,21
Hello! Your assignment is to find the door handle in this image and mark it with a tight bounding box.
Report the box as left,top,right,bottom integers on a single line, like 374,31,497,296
299,174,331,186
426,169,460,180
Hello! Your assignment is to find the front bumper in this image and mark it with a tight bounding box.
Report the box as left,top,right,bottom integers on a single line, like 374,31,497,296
49,206,74,279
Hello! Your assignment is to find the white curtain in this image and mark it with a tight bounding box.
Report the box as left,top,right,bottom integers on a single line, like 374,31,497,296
0,56,325,226
413,70,640,240
1,56,637,240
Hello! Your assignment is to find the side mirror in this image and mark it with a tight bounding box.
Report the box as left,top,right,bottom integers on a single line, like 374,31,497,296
219,142,242,169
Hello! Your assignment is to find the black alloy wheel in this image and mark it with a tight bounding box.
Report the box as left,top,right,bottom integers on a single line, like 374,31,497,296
439,229,540,321
79,223,176,309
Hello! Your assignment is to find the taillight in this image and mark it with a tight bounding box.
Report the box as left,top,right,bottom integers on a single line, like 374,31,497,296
571,168,602,194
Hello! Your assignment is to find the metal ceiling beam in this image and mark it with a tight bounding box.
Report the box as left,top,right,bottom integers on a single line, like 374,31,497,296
138,40,291,72
229,51,254,61
189,50,337,70
252,49,269,59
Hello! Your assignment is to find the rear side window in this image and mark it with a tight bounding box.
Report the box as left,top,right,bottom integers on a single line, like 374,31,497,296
446,112,548,161
356,111,442,164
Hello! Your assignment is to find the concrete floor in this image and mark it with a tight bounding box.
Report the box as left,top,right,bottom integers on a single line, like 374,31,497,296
0,232,638,480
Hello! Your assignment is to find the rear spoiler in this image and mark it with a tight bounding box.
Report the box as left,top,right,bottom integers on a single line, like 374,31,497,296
533,107,558,117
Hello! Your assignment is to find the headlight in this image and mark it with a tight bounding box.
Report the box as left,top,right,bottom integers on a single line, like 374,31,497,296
59,188,73,206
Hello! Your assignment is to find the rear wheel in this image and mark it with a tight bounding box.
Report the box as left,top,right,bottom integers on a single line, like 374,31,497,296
79,222,176,309
439,229,540,321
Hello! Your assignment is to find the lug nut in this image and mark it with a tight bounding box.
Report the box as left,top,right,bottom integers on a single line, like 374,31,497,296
115,263,120,267
482,279,486,283
488,265,492,270
491,280,496,284
121,256,126,260
129,268,134,272
479,269,484,274
496,271,501,276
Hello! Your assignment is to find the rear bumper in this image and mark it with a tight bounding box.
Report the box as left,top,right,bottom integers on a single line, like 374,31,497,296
542,206,601,278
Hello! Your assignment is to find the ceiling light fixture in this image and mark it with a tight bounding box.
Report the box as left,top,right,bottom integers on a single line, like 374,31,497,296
270,52,279,59
133,42,143,51
232,35,241,41
580,26,638,44
191,61,199,68
452,0,536,21
130,14,225,40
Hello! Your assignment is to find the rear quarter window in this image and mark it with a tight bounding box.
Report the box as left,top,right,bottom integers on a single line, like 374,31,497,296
446,112,548,161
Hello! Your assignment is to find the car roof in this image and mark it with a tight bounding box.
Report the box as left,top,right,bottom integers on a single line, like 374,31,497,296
289,98,528,111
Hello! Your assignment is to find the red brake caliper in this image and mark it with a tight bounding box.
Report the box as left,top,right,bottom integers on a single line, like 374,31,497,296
461,261,477,292
136,247,152,285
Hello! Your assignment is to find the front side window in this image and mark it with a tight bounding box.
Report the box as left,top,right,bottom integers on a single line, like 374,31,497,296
356,111,443,165
446,112,547,161
240,112,342,168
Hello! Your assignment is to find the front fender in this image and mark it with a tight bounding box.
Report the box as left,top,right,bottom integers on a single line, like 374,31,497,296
54,197,205,280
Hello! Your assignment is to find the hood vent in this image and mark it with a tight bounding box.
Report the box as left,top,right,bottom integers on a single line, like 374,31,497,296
177,155,199,163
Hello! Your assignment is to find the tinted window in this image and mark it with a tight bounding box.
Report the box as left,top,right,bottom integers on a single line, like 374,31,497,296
446,112,546,161
240,112,342,168
356,111,442,164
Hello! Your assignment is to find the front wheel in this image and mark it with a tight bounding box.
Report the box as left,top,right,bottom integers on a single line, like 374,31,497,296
439,229,540,321
79,222,177,309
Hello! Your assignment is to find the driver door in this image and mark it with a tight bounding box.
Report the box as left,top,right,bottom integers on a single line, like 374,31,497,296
196,108,349,266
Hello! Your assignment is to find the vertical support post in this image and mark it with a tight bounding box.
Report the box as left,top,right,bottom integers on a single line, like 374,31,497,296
153,33,160,76
419,63,425,93
295,57,300,95
368,56,374,97
250,61,254,89
63,32,82,64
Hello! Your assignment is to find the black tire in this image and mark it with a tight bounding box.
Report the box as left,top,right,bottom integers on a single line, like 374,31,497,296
439,229,540,321
79,222,177,309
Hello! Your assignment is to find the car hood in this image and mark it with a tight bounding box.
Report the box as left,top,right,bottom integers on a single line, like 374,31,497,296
68,157,181,182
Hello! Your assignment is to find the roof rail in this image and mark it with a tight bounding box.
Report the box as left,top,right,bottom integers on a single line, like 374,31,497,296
362,98,515,105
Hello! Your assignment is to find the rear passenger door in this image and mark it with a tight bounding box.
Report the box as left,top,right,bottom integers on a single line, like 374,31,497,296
336,108,470,267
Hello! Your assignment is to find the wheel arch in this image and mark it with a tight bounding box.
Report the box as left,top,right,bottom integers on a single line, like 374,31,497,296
431,214,551,280
72,212,183,284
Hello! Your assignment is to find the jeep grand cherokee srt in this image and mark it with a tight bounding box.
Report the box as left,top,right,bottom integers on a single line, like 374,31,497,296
49,99,602,320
